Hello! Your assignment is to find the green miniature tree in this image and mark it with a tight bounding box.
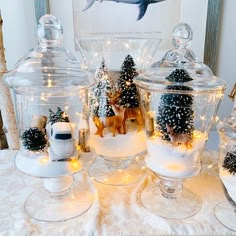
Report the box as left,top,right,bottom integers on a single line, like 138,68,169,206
223,148,236,175
90,59,115,117
157,69,194,141
95,58,107,81
117,55,139,108
49,107,69,125
22,127,47,151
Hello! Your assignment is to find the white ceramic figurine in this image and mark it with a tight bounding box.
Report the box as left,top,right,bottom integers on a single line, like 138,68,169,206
48,122,75,161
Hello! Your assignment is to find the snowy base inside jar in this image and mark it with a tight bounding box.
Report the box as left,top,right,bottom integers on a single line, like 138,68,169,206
220,168,236,203
146,130,206,178
90,119,146,158
89,119,146,185
90,131,146,158
15,149,95,178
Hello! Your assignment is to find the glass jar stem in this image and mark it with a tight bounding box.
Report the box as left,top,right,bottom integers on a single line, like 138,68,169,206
43,176,74,197
159,177,183,199
103,156,132,170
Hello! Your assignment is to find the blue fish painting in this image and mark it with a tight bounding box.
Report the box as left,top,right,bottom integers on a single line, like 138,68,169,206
83,0,166,20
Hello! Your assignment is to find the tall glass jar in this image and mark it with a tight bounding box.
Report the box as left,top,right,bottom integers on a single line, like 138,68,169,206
135,23,226,219
77,36,160,186
4,15,95,222
72,0,180,186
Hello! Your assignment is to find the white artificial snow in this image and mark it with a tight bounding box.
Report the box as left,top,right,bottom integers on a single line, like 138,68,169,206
146,130,206,178
90,131,146,158
220,168,236,203
15,150,85,177
90,117,147,158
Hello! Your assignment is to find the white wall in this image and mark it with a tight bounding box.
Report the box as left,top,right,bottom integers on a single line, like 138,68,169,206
181,0,208,61
50,0,75,53
0,0,37,70
216,0,236,119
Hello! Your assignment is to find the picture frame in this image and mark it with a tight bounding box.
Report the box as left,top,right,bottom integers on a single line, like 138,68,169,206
204,0,221,74
35,0,221,71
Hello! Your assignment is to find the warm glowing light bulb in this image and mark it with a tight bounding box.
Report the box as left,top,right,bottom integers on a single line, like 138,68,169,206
72,159,78,168
68,159,79,171
200,115,206,121
40,93,48,102
124,43,130,49
193,131,202,139
81,64,87,69
39,157,49,164
47,74,53,87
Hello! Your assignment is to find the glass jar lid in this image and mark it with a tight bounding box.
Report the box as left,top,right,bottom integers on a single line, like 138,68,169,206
135,22,226,94
218,114,236,140
4,15,93,93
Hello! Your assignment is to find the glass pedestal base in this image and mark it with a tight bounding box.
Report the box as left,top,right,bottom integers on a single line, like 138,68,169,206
141,183,201,220
215,201,236,232
24,177,95,222
89,155,145,186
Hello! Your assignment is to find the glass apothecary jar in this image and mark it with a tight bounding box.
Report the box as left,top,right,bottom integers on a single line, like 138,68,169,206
135,23,226,219
215,92,236,231
4,15,95,222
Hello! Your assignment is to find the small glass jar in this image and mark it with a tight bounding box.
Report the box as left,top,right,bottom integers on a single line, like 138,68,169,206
135,23,226,219
4,15,95,222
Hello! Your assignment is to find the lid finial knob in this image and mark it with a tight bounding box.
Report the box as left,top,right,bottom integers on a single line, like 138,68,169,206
172,22,193,49
37,14,63,47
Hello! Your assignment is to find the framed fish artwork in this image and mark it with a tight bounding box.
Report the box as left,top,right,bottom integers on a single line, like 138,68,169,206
82,0,166,21
48,0,220,72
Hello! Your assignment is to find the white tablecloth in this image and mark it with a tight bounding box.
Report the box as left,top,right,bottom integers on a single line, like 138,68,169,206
0,149,236,236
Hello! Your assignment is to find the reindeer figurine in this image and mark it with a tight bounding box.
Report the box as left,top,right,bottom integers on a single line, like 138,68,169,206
123,106,143,134
93,90,126,138
166,124,192,148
